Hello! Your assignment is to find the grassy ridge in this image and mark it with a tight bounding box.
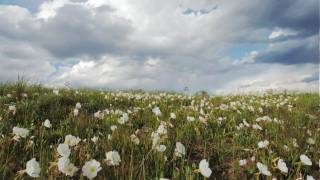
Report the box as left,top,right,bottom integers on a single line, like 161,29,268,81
0,82,319,179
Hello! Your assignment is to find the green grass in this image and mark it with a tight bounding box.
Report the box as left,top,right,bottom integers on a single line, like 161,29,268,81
0,82,319,179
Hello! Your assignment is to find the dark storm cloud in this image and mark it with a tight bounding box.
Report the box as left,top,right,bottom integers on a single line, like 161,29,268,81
245,0,319,64
256,35,318,64
246,0,318,37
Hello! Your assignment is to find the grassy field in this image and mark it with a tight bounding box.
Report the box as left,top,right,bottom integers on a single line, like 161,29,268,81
0,82,319,179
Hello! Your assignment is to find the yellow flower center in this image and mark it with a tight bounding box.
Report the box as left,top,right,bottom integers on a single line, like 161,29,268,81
89,167,96,173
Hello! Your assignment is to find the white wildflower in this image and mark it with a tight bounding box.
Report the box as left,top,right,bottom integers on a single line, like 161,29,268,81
251,156,256,162
118,113,128,124
152,107,162,116
94,111,104,119
107,134,112,140
307,175,315,180
82,159,102,179
239,159,247,166
151,132,160,148
12,127,29,140
174,142,186,157
243,119,250,127
130,134,140,145
91,136,99,143
105,151,121,166
58,156,70,173
53,89,59,95
199,159,212,178
75,102,81,109
170,113,176,119
292,138,299,148
26,158,41,178
252,124,263,130
110,125,117,132
57,156,79,176
199,116,207,124
307,138,315,145
63,162,78,176
257,162,271,176
256,116,272,122
9,105,16,114
43,119,52,128
219,104,228,111
64,135,81,146
187,116,195,122
73,108,79,116
57,143,71,157
277,159,288,173
156,124,167,135
258,140,269,149
155,145,166,152
300,154,312,166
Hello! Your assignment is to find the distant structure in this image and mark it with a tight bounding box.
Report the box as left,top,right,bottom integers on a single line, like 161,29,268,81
183,86,189,94
64,81,71,89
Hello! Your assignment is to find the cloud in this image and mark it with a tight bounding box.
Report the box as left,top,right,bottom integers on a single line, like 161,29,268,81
182,5,218,16
268,27,298,40
233,51,259,64
216,63,319,94
37,0,68,20
48,54,318,93
0,0,318,93
0,36,55,82
50,56,182,90
37,4,132,58
302,73,319,83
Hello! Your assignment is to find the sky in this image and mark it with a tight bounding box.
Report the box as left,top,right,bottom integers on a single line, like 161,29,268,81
0,0,318,93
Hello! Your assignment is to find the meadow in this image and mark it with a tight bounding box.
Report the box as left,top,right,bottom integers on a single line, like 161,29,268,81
0,82,319,179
